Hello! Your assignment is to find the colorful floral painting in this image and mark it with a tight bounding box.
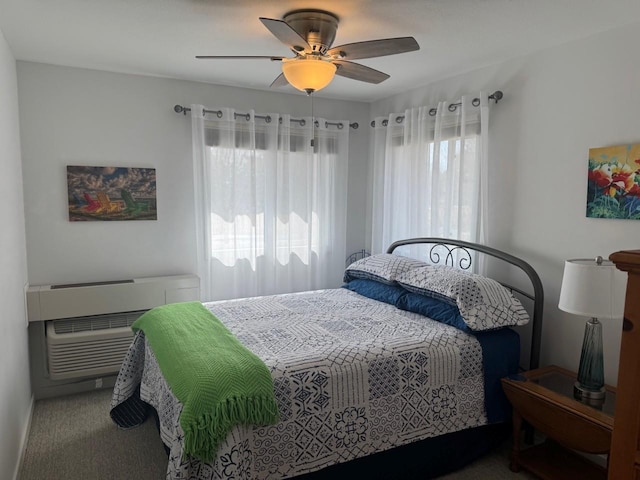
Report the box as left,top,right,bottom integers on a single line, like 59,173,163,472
67,166,157,221
587,144,640,219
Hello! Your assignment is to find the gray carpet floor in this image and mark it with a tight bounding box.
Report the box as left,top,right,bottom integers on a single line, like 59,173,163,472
18,388,536,479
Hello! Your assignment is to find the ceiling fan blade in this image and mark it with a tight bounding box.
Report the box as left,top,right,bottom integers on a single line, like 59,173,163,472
196,55,284,61
333,60,390,84
270,73,289,88
327,37,419,60
259,17,311,53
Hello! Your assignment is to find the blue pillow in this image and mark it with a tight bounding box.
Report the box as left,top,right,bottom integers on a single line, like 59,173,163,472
342,279,407,305
395,292,471,333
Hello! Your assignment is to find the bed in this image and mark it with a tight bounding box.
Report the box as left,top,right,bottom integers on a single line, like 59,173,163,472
110,237,543,479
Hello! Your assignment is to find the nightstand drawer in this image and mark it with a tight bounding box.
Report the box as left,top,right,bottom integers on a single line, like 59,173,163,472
503,384,611,453
502,366,615,479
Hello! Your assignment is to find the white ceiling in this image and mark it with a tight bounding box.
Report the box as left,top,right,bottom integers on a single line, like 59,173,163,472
2,0,640,102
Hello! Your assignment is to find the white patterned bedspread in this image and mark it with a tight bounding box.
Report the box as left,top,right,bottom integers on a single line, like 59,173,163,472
111,288,489,479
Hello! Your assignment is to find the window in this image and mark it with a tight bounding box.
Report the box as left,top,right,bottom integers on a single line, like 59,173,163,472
191,107,349,301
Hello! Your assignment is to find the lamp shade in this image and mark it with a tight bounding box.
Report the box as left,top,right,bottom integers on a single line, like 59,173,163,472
282,57,336,93
558,258,626,318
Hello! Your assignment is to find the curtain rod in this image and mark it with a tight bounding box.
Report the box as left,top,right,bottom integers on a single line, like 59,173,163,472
174,105,359,130
370,90,503,127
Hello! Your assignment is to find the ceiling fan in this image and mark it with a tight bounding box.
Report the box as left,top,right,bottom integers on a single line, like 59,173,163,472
196,9,420,94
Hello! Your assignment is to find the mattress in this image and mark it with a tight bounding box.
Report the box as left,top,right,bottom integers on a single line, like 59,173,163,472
111,287,519,479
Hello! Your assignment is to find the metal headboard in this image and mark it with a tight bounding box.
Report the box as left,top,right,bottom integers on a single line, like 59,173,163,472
386,237,544,370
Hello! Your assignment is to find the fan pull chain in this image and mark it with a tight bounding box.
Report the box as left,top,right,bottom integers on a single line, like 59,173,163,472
310,93,315,149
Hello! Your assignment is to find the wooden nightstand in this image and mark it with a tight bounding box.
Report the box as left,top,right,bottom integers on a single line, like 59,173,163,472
501,365,616,480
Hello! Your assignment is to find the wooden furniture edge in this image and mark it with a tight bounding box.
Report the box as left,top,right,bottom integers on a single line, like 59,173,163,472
501,366,615,429
608,250,640,480
609,250,640,271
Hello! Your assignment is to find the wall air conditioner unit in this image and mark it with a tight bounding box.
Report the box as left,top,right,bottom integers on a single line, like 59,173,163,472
45,310,145,380
27,274,199,398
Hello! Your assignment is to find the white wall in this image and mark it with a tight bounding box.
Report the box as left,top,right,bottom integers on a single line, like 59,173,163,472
0,27,31,479
371,22,640,385
17,63,370,286
16,20,640,391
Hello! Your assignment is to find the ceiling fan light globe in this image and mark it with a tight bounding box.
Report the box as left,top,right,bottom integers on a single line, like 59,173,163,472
282,58,336,93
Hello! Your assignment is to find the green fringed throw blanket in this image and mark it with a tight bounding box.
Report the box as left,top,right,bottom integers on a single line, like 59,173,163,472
132,301,279,462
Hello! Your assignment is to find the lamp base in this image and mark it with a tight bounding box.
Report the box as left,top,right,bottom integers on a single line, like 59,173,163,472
575,317,605,398
573,381,606,407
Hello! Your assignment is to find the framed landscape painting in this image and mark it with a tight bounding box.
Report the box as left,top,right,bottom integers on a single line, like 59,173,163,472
67,166,157,221
587,144,640,219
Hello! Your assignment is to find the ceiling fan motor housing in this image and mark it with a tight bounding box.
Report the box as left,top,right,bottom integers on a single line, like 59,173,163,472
196,9,419,89
284,9,339,55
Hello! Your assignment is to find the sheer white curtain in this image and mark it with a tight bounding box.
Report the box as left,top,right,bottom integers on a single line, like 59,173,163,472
371,94,490,255
191,105,349,301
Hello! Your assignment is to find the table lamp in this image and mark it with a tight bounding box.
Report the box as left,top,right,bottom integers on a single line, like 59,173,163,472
558,257,625,401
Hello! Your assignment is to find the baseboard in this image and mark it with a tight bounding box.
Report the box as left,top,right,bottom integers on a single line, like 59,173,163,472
12,394,34,480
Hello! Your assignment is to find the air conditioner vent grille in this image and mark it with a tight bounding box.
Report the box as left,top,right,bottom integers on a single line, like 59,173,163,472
46,310,147,380
52,311,146,334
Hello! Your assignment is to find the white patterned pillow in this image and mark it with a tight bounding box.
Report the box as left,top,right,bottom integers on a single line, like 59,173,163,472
344,253,426,285
396,265,529,331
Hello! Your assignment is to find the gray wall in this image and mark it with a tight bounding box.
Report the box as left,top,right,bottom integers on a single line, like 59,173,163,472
370,22,640,385
0,27,31,479
17,63,370,286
